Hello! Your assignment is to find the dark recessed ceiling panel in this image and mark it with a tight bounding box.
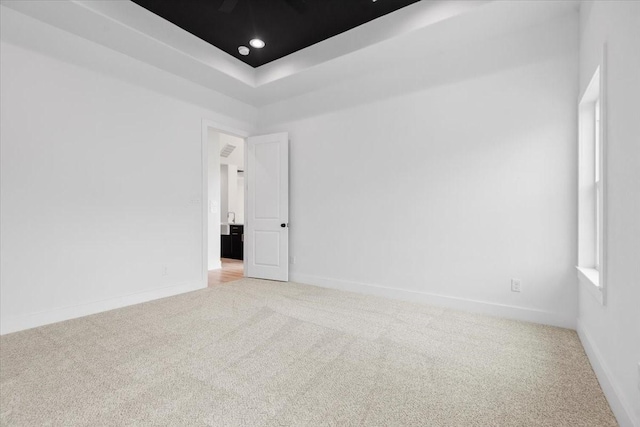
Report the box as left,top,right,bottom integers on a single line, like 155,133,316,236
130,0,421,68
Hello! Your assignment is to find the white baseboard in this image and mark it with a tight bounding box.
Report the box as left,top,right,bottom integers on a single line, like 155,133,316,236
577,320,639,427
289,272,576,329
0,281,207,335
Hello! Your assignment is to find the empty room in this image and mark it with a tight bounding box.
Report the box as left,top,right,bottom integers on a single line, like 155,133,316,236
1,0,638,426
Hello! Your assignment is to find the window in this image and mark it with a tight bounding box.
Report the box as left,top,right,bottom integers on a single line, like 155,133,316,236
577,66,606,304
594,98,601,271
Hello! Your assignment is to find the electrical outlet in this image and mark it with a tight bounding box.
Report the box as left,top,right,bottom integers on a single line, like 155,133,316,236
289,256,296,265
511,279,522,293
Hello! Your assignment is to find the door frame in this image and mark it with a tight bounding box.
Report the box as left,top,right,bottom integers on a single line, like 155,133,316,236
201,119,250,288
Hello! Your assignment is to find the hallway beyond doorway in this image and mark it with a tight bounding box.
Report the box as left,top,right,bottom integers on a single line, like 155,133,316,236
208,258,243,286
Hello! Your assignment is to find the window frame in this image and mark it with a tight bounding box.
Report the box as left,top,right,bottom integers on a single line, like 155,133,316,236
577,59,607,306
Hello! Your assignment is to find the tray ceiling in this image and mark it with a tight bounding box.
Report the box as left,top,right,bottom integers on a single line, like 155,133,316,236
131,0,421,67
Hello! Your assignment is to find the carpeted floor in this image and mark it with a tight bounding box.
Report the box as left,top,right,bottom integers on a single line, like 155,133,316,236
0,279,616,426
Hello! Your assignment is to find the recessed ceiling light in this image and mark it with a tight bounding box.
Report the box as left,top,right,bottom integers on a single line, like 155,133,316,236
238,46,250,56
249,38,265,49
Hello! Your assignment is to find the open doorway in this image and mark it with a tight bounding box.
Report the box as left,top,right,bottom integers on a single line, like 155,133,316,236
202,122,289,286
203,123,247,286
217,133,245,284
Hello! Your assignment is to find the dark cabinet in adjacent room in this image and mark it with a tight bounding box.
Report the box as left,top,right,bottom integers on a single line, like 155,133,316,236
221,225,243,260
221,235,232,259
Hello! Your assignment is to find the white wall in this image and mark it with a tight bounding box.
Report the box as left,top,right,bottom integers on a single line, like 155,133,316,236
236,175,245,225
220,164,239,225
219,133,245,224
219,133,245,169
220,164,228,224
219,133,245,225
0,7,255,334
577,2,640,427
258,15,579,328
207,130,221,270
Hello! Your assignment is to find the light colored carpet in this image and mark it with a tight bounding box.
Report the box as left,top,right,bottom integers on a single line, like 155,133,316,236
1,278,616,426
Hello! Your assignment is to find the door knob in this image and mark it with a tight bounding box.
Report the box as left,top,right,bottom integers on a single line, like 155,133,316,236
281,223,287,228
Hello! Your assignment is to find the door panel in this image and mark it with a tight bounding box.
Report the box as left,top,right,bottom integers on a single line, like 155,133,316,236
246,132,288,281
254,142,281,219
254,231,280,266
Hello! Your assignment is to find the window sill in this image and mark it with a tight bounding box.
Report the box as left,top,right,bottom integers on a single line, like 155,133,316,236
576,266,604,305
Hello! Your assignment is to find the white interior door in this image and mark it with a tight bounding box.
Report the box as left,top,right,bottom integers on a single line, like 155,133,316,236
245,132,289,281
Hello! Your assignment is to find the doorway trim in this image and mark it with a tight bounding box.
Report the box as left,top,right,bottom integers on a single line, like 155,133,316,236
201,119,250,288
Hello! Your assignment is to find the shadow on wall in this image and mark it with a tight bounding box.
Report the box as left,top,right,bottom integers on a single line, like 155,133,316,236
259,14,577,126
0,6,256,123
